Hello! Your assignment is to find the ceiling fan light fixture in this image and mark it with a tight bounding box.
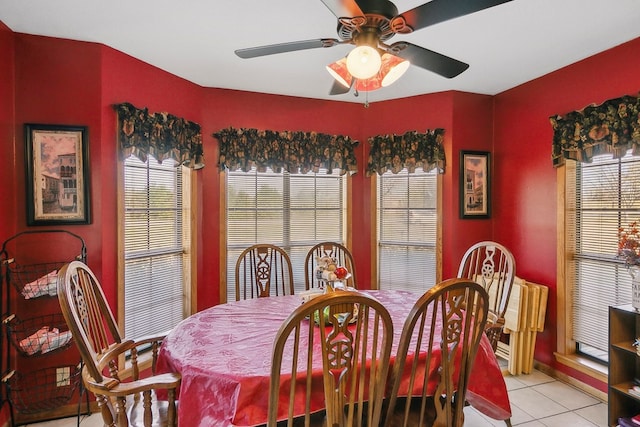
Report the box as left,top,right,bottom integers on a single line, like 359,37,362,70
380,53,410,87
326,58,352,88
346,45,382,79
327,53,410,94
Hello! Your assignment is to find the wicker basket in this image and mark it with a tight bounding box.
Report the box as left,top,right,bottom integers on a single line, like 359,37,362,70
5,261,65,299
3,365,81,414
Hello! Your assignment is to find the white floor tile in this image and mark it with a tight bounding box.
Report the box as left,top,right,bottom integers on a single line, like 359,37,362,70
504,374,529,391
508,387,568,419
508,400,536,425
511,369,556,387
536,411,598,427
464,406,498,426
573,403,609,427
531,381,600,410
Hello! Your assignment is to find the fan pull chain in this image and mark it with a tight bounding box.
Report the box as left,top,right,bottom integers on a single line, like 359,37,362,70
351,81,369,108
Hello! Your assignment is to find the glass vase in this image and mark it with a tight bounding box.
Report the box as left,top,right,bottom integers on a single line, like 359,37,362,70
629,266,640,310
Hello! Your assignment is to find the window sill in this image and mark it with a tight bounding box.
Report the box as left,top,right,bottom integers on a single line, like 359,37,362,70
554,352,607,383
552,352,608,401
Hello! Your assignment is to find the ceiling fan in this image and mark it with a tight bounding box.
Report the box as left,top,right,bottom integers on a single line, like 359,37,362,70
235,0,513,96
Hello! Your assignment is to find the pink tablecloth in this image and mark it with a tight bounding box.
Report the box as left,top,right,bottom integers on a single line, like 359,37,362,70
157,290,512,426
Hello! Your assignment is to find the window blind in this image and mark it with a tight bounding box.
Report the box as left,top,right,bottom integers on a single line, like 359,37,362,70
226,167,345,301
124,155,188,339
572,151,640,360
377,168,438,292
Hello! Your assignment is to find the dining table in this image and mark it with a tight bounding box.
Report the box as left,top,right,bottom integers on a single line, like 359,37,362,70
156,289,512,427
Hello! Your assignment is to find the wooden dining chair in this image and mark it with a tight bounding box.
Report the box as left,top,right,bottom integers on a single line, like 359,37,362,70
383,278,490,427
457,241,516,352
235,243,295,301
57,260,180,427
267,290,393,427
304,242,357,290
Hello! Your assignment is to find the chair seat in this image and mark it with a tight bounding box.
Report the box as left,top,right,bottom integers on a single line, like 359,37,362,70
384,396,437,427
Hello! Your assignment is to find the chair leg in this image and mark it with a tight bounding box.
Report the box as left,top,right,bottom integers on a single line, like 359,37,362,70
504,418,513,427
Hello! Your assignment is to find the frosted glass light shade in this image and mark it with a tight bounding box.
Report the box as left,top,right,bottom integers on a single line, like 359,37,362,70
346,45,382,79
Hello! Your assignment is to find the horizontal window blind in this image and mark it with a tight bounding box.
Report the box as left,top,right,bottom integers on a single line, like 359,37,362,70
227,167,345,301
573,151,640,359
124,155,188,339
377,168,438,292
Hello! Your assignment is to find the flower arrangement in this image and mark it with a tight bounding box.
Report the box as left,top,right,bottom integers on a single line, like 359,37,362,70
618,221,640,267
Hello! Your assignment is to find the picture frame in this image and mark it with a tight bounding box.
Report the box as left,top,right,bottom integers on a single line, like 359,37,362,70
459,150,490,219
25,123,91,225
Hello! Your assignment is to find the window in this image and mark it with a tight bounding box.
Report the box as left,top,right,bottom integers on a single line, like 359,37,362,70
377,168,439,292
122,155,191,339
568,151,640,362
226,167,346,302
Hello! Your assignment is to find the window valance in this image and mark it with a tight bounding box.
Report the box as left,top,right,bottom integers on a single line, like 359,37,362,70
366,128,446,176
550,93,640,167
213,127,358,175
114,102,205,169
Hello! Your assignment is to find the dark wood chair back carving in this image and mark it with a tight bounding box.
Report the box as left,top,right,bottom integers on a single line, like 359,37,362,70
268,290,393,427
235,244,295,301
384,278,489,427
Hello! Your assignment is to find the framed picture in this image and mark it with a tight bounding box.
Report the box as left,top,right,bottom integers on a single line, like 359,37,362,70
459,150,490,219
25,124,91,225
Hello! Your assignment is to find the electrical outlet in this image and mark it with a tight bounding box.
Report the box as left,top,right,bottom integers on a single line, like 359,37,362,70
56,367,70,387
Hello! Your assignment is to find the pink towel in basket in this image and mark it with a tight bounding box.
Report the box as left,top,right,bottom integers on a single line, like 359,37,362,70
21,270,58,299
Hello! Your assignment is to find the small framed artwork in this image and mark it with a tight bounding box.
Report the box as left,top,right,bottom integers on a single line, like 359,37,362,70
459,150,490,219
25,123,91,225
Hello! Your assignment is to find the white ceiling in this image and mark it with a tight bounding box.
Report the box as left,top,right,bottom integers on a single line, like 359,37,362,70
1,0,639,104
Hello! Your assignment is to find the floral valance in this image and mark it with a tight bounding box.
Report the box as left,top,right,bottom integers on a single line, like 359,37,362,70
213,127,358,175
550,93,640,167
366,129,446,176
114,102,204,169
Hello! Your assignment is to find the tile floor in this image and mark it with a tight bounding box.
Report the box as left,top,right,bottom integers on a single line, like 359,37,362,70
21,364,608,427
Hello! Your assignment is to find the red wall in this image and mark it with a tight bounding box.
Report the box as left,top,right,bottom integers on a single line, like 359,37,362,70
446,92,496,273
0,22,15,238
0,21,14,425
494,37,640,390
12,35,102,265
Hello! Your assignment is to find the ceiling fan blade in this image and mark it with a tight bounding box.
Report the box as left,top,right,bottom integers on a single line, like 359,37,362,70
320,0,364,18
329,79,352,95
397,0,513,33
388,42,469,78
235,39,341,59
